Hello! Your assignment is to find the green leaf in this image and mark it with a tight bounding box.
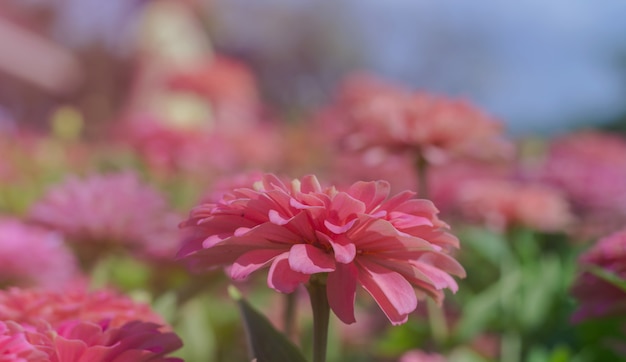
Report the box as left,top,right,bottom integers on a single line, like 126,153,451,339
460,227,513,265
229,286,307,362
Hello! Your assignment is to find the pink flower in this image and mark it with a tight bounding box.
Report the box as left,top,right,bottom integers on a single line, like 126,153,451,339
539,131,626,237
571,228,626,323
0,321,48,362
322,74,511,163
28,172,181,263
457,180,573,233
0,286,168,329
399,349,447,362
2,320,182,362
178,173,464,325
0,218,78,288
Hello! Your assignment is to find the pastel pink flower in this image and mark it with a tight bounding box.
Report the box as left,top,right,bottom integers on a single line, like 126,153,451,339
2,320,182,362
0,218,78,288
28,172,181,262
571,228,626,323
0,321,48,362
0,286,168,330
322,74,511,163
178,173,464,325
457,180,573,233
539,131,626,237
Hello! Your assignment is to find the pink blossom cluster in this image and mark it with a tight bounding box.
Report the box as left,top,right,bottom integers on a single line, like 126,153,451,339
28,172,181,261
457,180,573,233
320,74,510,164
0,218,77,288
178,173,465,325
0,287,182,361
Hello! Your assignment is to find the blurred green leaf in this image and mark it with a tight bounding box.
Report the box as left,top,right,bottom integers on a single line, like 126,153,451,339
461,227,513,266
229,286,307,362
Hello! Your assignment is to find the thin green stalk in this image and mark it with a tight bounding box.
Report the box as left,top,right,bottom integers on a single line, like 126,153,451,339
306,279,330,362
283,292,298,341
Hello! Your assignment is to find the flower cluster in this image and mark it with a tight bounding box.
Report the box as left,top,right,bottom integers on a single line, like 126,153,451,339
0,218,78,288
178,173,465,325
0,287,182,361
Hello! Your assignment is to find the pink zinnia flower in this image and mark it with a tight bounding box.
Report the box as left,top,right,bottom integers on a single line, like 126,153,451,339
178,173,465,325
571,228,626,323
321,74,511,163
0,218,78,288
457,180,573,233
0,286,168,329
28,172,181,263
539,131,626,237
2,320,182,362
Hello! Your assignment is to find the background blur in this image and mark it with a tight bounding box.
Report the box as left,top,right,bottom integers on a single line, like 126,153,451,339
1,0,626,136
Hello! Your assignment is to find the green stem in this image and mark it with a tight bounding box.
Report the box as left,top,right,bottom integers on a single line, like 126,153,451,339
283,292,297,341
307,279,330,362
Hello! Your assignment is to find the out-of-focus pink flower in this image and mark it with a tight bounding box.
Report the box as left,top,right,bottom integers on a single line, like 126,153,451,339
321,74,511,164
539,131,626,238
0,321,48,362
28,172,180,264
118,116,283,177
2,319,182,362
0,286,168,330
571,228,626,323
457,180,573,233
398,349,447,362
179,173,464,325
0,218,78,288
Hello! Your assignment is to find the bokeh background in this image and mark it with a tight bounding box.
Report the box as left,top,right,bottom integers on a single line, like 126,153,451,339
2,0,626,136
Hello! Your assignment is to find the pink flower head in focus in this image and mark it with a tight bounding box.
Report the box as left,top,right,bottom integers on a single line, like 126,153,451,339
178,173,465,325
28,172,181,262
0,218,78,288
0,321,47,362
571,228,626,323
0,286,168,330
457,180,573,233
324,74,511,164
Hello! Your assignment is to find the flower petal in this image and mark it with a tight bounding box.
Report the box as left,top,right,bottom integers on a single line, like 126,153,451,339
230,249,285,280
327,263,358,324
288,244,336,274
268,253,310,293
357,259,418,325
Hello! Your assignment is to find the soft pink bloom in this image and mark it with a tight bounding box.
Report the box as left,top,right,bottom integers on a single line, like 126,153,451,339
457,180,573,233
0,286,168,329
0,218,78,288
321,74,511,163
399,349,447,362
2,320,182,362
0,321,48,362
28,172,181,262
571,228,626,323
179,173,465,325
539,131,626,237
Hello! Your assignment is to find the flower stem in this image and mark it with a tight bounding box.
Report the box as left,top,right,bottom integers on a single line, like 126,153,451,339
415,151,429,198
306,279,330,362
283,292,297,341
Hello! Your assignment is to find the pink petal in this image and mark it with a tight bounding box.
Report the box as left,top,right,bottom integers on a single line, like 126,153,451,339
320,232,356,264
268,253,310,293
347,180,390,212
356,259,418,325
330,192,366,221
326,263,358,324
288,244,335,274
324,218,357,234
269,209,291,225
230,249,285,280
300,175,323,193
